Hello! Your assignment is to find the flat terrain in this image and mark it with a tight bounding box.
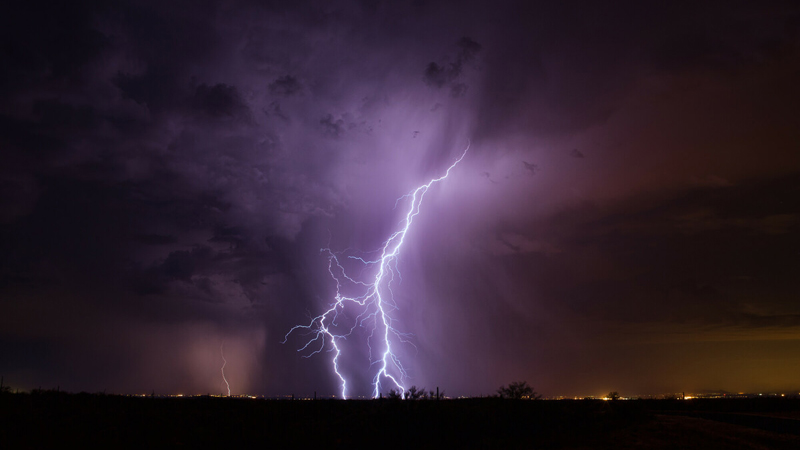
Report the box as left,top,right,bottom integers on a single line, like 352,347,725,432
1,393,798,448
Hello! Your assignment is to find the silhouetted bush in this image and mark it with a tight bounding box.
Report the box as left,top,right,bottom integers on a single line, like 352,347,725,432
497,381,541,400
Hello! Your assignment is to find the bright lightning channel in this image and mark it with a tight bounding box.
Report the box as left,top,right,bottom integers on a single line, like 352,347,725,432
220,342,231,397
283,144,469,399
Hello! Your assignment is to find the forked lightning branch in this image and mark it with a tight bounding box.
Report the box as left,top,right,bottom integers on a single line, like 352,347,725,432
283,145,469,399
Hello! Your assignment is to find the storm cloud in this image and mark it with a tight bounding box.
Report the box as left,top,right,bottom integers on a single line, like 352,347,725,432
1,0,799,397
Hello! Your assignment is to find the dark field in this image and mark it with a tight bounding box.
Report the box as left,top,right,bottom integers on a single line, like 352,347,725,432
2,392,799,449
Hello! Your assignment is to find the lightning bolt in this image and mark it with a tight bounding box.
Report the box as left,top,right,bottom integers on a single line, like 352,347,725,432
220,342,231,397
283,144,469,399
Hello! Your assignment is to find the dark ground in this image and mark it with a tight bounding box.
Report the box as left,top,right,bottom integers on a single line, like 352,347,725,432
2,392,799,449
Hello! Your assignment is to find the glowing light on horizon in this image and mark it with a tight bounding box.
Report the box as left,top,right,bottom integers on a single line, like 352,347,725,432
283,144,469,399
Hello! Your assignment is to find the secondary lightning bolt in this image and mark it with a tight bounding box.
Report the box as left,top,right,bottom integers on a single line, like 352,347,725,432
283,144,469,399
220,342,231,397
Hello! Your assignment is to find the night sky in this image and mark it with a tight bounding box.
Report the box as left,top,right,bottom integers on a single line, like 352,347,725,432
2,0,800,398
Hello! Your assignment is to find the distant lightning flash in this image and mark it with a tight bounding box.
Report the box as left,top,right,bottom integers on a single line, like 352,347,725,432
283,144,469,399
220,342,231,397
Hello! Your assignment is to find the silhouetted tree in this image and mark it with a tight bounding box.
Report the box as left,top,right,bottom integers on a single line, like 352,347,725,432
387,389,402,400
497,381,541,400
405,385,427,400
607,391,620,401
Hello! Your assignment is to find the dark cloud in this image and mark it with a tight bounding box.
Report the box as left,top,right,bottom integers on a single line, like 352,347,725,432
132,233,178,245
268,75,303,96
423,62,449,88
506,172,800,331
160,246,213,282
263,101,289,121
319,113,345,137
31,100,99,132
0,114,65,158
113,67,185,113
0,0,109,93
652,33,745,72
208,225,245,248
449,83,468,98
456,36,482,60
423,36,482,94
190,83,251,121
522,161,538,174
